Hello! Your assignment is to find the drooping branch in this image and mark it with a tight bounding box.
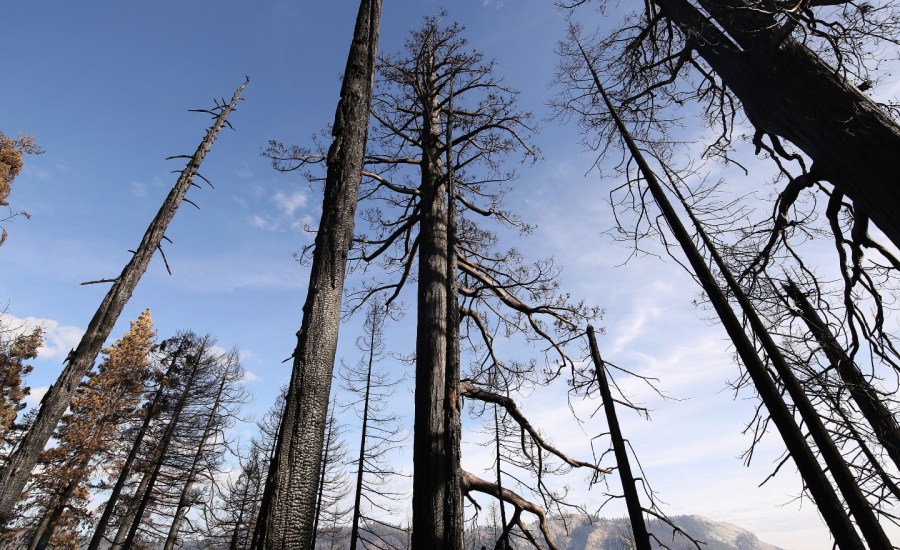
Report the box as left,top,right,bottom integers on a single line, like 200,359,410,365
459,381,609,477
460,470,558,550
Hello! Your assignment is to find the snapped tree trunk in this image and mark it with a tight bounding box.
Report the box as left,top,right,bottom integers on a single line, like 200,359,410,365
253,3,380,548
576,43,867,548
586,326,650,550
0,79,247,524
655,0,900,249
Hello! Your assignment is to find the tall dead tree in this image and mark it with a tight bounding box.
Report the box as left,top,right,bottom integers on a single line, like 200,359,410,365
0,79,247,524
783,279,900,471
341,300,406,550
162,347,245,550
253,3,381,548
120,334,214,550
577,47,869,547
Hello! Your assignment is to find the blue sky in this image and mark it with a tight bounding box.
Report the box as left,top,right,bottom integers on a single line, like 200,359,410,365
3,2,898,548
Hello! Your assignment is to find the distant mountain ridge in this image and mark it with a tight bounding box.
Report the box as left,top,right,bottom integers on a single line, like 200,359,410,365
539,514,784,549
312,514,785,549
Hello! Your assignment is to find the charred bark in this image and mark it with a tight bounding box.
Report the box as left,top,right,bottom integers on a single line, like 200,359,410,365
654,0,900,249
443,95,464,550
0,79,247,524
254,2,380,548
412,86,450,546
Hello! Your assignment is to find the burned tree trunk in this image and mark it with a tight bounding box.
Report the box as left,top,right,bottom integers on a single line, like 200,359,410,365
678,192,890,547
586,326,650,550
412,53,451,548
653,0,900,249
443,94,464,550
27,480,78,550
577,43,867,548
162,360,231,550
254,3,381,548
0,79,247,524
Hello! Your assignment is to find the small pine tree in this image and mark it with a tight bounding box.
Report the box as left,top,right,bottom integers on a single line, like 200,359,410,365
0,325,42,454
19,310,155,549
0,132,42,245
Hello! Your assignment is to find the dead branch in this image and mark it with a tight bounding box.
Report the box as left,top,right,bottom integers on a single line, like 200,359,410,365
460,381,609,476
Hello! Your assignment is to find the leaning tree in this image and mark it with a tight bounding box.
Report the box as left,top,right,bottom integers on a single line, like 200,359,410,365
252,2,381,548
0,79,247,524
557,0,900,541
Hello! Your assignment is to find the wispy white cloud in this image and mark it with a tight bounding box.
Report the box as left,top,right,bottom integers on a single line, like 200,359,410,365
250,214,277,230
24,385,48,408
237,163,254,180
0,313,84,361
273,190,308,217
131,181,147,198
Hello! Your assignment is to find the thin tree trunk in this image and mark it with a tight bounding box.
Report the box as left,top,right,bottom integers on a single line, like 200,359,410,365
679,193,891,547
254,3,380,548
110,469,152,549
784,279,900,470
586,326,651,550
162,365,229,550
492,405,508,550
27,479,78,550
122,343,206,550
576,40,866,548
87,343,185,550
311,403,337,549
0,79,247,524
228,485,250,550
655,0,900,249
443,84,464,550
349,307,377,550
